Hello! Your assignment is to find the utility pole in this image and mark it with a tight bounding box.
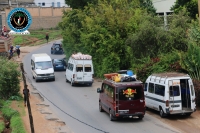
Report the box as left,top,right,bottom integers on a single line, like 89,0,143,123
198,0,200,23
8,0,11,7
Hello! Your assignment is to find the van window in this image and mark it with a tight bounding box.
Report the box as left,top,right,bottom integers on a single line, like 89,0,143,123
148,83,154,93
35,61,52,69
118,86,142,100
144,83,148,91
155,84,165,96
85,64,91,72
170,86,180,96
76,64,83,72
68,63,73,71
103,84,114,98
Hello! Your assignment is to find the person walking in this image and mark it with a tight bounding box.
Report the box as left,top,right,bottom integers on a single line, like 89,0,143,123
23,86,30,107
16,47,20,58
45,33,49,43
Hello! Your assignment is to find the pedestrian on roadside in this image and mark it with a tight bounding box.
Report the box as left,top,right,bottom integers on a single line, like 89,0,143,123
23,86,30,107
16,47,20,58
45,33,49,43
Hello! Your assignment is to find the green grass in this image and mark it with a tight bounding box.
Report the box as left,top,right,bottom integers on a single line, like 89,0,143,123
12,29,62,46
0,100,26,133
0,122,4,132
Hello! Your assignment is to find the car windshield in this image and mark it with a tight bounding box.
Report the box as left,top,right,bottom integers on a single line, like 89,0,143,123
54,60,63,65
35,61,52,69
118,86,143,101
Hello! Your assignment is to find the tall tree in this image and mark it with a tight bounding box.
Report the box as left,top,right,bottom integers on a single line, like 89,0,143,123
65,0,98,9
171,0,198,19
140,0,156,14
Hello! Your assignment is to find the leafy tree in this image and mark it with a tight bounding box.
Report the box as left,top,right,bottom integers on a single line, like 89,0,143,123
171,0,198,19
126,10,190,60
140,0,156,14
65,0,98,9
0,57,20,99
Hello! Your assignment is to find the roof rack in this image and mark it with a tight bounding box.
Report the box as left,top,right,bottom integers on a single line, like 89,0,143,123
71,52,92,60
104,73,137,83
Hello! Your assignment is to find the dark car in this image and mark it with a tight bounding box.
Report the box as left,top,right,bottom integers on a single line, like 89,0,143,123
52,58,67,71
51,42,63,54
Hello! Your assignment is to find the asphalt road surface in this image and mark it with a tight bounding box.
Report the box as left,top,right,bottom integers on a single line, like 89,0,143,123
23,42,181,133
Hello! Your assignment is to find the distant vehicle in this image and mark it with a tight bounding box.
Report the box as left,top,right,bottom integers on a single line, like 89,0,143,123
97,74,145,121
144,72,196,117
51,42,63,54
65,52,94,86
52,58,67,71
31,53,55,82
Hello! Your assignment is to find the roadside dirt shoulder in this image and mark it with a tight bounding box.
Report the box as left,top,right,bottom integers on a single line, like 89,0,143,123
15,44,72,133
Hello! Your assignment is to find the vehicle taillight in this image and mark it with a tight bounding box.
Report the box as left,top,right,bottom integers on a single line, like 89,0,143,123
92,74,94,78
166,100,169,107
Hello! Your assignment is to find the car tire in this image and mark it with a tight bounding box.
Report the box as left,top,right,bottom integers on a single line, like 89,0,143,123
52,78,55,81
185,113,192,116
35,79,39,82
159,108,166,118
109,110,116,121
99,102,104,112
71,80,74,86
33,75,35,79
138,115,144,120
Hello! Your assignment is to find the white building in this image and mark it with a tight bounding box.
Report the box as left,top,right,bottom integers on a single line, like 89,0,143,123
34,0,69,7
152,0,176,27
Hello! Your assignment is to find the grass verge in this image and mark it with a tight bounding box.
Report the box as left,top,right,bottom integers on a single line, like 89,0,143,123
0,100,26,133
13,28,62,46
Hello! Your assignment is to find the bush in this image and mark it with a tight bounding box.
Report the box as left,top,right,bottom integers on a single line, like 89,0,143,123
0,57,20,100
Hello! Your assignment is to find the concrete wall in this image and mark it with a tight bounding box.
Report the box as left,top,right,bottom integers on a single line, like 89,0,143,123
1,7,71,30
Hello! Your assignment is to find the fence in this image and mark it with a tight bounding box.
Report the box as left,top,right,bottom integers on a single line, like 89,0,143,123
20,63,35,133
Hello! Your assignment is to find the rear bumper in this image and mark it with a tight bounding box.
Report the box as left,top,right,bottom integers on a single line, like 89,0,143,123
51,50,63,54
73,81,93,84
166,108,195,114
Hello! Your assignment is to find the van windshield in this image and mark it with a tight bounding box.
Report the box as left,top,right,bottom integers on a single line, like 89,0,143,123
118,86,143,100
35,61,52,69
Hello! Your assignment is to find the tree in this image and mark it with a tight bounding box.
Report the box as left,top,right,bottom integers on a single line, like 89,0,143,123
65,0,98,9
140,0,156,14
0,57,20,99
171,0,198,19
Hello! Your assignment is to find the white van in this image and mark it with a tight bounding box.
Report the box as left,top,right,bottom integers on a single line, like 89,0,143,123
144,72,196,117
31,53,55,82
65,52,94,86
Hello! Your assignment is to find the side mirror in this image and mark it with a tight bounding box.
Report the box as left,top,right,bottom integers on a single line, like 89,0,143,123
97,88,102,93
31,66,34,70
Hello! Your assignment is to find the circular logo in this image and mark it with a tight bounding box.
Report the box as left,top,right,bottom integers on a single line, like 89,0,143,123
7,8,32,33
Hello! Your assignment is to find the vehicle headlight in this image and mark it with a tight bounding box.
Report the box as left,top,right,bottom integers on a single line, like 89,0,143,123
50,73,54,76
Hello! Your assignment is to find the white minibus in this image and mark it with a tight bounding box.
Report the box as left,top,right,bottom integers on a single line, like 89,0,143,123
144,72,196,117
65,52,94,86
31,53,55,82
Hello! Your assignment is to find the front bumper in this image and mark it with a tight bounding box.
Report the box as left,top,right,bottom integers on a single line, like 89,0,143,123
36,75,55,80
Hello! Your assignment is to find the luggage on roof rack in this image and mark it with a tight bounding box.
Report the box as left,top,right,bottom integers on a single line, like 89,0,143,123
104,73,136,82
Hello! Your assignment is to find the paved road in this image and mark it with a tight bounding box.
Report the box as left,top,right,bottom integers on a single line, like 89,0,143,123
23,42,181,133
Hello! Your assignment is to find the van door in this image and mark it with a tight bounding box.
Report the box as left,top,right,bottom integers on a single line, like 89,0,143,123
83,60,93,82
117,86,144,114
76,63,84,82
188,79,196,110
169,80,182,112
